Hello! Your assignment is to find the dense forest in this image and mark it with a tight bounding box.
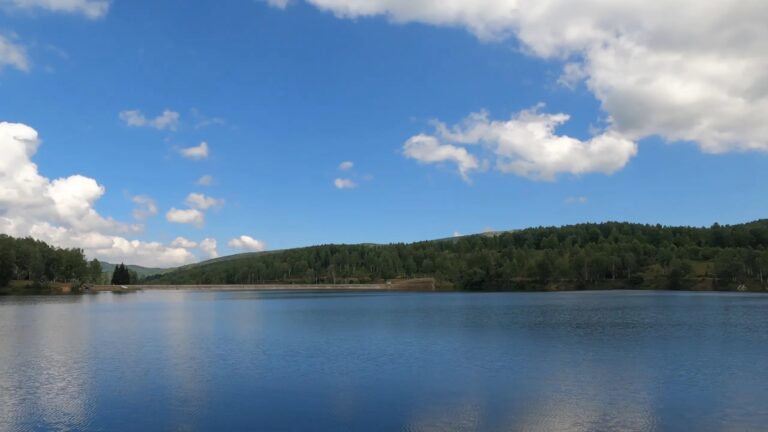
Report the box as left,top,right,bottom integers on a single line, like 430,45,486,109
148,221,768,291
4,220,768,293
0,234,102,292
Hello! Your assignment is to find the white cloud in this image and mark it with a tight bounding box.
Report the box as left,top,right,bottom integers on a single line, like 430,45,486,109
46,175,117,232
277,0,768,155
2,0,110,19
452,231,461,237
170,236,197,249
402,134,479,181
185,192,223,210
338,161,354,171
199,238,218,259
196,175,214,186
119,109,180,131
179,141,209,160
131,195,157,220
228,235,267,252
164,193,220,231
565,196,588,205
0,122,195,267
88,236,194,267
166,208,204,228
418,107,637,181
0,35,29,72
558,62,587,89
334,178,356,189
292,0,516,40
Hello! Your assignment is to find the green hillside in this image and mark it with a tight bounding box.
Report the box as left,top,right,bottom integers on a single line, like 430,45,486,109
146,220,768,291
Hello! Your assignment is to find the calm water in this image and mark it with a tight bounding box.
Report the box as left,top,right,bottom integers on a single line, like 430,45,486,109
1,290,768,431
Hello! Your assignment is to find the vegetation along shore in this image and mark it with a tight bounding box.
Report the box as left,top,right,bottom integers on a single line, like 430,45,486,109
3,220,767,294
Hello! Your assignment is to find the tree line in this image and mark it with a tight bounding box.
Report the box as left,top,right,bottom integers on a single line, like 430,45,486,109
0,235,102,289
147,220,768,291
4,220,768,292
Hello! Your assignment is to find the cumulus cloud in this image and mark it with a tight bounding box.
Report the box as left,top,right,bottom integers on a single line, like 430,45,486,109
1,0,110,19
0,122,195,267
179,142,209,160
196,175,214,186
334,161,370,188
88,237,194,267
334,178,356,189
131,195,157,220
402,134,479,181
0,35,29,72
166,208,204,228
46,174,124,232
119,109,180,131
418,107,637,180
164,193,220,230
288,0,516,40
199,238,218,259
185,192,223,210
274,0,768,155
170,237,198,249
228,235,267,252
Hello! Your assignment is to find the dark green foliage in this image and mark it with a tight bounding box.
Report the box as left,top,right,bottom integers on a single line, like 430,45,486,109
110,263,132,285
0,236,16,288
4,220,768,291
667,258,692,289
147,220,768,291
0,234,91,288
88,259,103,284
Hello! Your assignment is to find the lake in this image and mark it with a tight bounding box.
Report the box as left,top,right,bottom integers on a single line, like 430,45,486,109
1,290,768,431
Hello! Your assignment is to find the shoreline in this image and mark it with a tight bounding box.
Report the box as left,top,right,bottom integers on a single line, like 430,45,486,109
4,277,766,295
0,278,440,295
104,278,440,292
3,285,767,296
92,283,392,292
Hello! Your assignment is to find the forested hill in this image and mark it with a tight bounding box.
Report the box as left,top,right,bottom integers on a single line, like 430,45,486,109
147,221,768,291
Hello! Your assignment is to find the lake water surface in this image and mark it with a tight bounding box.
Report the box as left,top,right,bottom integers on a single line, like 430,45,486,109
1,290,768,431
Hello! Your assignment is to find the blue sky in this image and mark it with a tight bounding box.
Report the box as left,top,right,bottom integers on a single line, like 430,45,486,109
1,0,767,266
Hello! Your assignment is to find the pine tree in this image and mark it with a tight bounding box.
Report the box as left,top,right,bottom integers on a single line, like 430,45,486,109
112,263,131,285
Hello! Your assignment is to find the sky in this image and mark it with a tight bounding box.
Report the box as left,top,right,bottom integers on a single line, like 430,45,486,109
1,0,767,267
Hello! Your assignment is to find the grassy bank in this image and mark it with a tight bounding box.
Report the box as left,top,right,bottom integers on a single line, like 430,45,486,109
0,280,78,295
